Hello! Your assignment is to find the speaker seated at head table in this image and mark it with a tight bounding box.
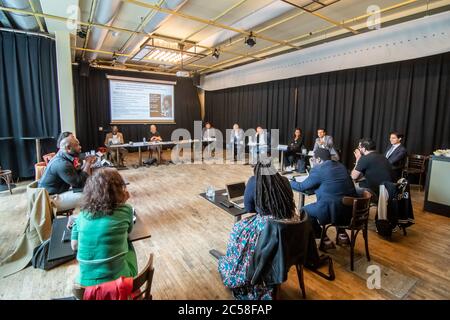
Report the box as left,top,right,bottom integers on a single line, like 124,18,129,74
104,126,128,167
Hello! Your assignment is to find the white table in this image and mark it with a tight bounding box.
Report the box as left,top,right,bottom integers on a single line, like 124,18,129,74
110,139,200,167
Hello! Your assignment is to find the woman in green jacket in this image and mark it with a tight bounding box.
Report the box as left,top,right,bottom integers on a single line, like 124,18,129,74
71,167,137,286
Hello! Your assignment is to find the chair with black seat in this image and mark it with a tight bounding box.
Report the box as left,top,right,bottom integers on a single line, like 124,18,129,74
402,154,428,191
248,213,334,299
319,191,372,271
72,253,155,300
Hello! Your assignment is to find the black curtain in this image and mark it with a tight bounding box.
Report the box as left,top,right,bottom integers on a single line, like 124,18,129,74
73,67,201,151
205,52,450,167
0,31,60,178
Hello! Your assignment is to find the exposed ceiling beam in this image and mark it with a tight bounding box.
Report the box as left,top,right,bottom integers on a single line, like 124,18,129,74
81,0,98,60
0,5,262,70
179,0,249,43
281,0,358,34
168,0,249,72
72,46,225,71
198,0,424,74
27,0,45,32
117,0,166,53
219,9,307,51
92,61,178,76
122,0,302,49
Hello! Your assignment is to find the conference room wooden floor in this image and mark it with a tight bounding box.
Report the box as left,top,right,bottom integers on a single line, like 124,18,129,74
0,153,449,300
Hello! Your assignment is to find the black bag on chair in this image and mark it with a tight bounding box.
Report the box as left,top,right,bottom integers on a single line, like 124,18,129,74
31,239,75,271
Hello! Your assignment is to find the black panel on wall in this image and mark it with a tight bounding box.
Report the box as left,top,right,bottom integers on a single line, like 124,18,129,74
73,67,202,151
205,52,450,167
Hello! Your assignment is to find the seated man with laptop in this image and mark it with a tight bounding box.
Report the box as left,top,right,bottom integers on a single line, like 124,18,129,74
290,149,357,248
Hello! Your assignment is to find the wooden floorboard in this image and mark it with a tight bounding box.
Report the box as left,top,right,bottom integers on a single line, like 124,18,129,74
0,154,449,300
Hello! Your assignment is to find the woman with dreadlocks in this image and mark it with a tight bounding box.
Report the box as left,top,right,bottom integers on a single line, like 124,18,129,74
218,160,297,299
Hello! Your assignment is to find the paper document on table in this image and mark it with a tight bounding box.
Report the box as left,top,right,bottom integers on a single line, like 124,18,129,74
294,175,309,183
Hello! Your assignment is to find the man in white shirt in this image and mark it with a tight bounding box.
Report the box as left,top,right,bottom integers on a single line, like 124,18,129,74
249,126,269,164
228,123,244,161
312,128,339,161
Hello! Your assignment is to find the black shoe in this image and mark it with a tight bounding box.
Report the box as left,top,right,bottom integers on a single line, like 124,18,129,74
337,233,350,245
321,237,336,250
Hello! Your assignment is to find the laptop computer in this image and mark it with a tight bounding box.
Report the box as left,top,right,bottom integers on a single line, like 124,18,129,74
225,182,246,209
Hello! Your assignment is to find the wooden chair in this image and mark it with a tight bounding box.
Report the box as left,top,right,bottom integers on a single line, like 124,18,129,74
320,191,372,271
42,152,56,165
72,253,155,300
0,169,13,194
402,154,428,191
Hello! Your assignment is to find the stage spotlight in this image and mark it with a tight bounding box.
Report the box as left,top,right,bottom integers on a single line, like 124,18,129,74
212,48,220,59
245,32,256,47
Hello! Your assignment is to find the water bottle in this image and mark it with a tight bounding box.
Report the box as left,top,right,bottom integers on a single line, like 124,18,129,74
143,137,146,144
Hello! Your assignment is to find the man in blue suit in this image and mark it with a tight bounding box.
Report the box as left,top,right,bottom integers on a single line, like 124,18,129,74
290,149,357,246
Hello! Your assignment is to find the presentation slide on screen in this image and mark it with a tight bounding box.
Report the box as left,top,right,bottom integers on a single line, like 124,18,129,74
109,77,175,123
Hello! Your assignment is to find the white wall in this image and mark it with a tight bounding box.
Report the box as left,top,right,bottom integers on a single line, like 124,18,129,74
201,11,450,91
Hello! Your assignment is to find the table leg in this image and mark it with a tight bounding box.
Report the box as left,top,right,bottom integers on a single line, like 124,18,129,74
116,148,120,167
298,193,305,210
138,146,142,167
35,138,41,163
280,150,284,172
158,146,162,164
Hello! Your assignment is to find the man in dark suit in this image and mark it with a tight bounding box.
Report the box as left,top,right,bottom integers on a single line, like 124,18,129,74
290,149,357,246
385,131,407,181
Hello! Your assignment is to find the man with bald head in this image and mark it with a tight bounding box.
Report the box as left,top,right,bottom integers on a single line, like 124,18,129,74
39,135,95,211
147,124,162,164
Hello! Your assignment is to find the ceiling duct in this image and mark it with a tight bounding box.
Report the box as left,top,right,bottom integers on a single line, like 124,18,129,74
85,0,122,61
116,0,186,64
1,0,40,31
0,9,12,28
